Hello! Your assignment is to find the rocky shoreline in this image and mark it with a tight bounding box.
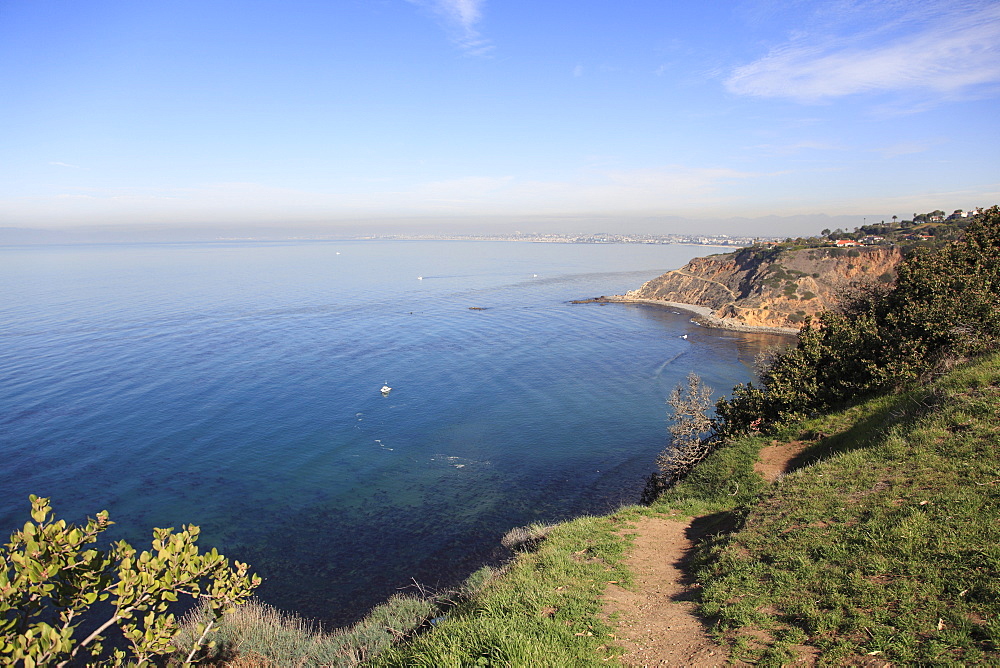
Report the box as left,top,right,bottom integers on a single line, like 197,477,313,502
571,295,800,336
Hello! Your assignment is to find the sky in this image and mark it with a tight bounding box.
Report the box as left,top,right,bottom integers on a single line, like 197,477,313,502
2,0,999,237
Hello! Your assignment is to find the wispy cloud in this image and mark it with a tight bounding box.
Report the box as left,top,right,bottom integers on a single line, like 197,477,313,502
3,166,766,223
875,141,936,158
397,166,763,214
413,175,513,204
744,140,845,156
726,3,1000,102
49,161,82,169
406,0,492,55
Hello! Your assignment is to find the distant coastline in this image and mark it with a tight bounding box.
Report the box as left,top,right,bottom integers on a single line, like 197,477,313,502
0,227,780,247
572,295,800,335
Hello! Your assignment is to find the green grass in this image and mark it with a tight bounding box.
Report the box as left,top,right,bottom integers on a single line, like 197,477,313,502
373,514,636,667
689,353,1000,665
169,514,640,666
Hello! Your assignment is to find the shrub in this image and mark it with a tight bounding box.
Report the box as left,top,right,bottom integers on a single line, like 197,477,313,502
176,595,437,666
716,206,1000,436
500,524,555,551
884,208,1000,365
0,495,259,666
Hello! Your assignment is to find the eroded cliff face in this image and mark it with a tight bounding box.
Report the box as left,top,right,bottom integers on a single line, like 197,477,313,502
627,245,903,329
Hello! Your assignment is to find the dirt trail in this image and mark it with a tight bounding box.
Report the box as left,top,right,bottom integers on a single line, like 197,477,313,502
602,515,728,667
605,443,812,666
755,440,811,482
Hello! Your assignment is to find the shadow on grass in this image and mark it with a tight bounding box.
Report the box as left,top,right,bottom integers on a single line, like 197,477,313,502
687,510,742,542
784,387,940,474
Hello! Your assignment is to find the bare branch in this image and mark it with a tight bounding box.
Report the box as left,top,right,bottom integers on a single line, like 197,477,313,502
649,372,718,496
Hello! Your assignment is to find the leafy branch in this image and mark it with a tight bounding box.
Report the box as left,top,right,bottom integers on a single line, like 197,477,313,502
0,495,260,666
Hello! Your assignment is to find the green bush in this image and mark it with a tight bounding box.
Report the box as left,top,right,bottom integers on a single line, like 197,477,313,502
0,495,259,666
716,206,1000,437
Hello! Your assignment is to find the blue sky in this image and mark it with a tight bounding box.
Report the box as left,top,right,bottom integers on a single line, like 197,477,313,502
2,0,998,235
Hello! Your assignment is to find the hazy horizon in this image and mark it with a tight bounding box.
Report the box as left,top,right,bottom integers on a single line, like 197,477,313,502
1,210,912,245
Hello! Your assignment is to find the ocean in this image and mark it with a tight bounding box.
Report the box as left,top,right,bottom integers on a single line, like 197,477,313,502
0,239,788,626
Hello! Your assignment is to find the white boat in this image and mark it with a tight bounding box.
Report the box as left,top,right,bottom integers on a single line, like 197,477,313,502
380,385,392,395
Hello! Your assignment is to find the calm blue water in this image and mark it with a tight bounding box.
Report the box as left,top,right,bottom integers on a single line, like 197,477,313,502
0,240,787,626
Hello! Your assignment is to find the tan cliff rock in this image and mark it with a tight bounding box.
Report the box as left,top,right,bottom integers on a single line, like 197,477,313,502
623,245,904,330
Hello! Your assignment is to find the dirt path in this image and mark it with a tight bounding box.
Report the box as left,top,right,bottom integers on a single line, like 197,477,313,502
602,515,728,667
669,269,737,299
755,440,811,483
604,444,814,666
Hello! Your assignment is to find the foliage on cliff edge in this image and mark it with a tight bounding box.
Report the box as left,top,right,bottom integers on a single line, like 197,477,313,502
716,206,1000,437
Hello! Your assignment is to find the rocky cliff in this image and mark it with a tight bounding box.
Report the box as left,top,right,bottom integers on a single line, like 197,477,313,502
624,245,904,330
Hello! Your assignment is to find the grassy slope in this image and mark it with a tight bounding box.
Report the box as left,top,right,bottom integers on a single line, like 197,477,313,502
378,353,1000,666
684,352,1000,665
374,513,636,666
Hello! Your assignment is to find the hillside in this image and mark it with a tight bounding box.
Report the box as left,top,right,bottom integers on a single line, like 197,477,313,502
622,244,902,330
362,353,1000,666
612,210,987,331
674,352,1000,664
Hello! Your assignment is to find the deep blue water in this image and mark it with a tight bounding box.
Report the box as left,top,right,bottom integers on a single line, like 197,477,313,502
0,240,787,626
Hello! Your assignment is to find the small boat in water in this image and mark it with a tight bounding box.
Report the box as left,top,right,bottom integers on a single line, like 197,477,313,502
380,384,392,395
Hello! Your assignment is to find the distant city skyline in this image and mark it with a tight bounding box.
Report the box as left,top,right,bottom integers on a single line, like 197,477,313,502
2,1,998,237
